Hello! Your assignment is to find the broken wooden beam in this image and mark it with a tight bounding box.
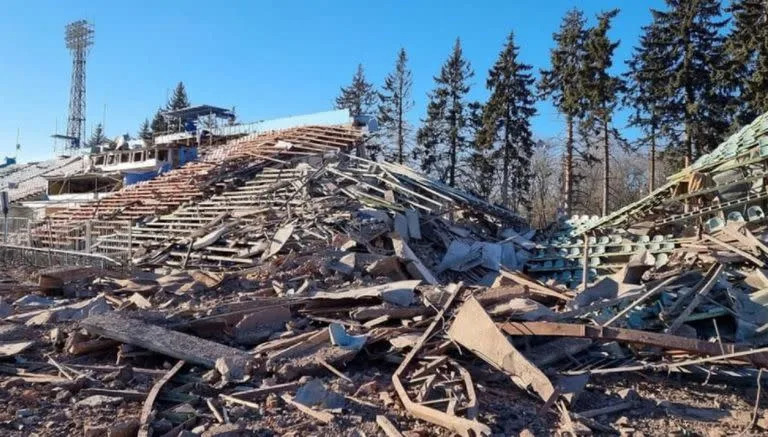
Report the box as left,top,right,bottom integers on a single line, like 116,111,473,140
498,269,572,302
665,263,723,334
229,380,304,400
81,313,251,371
280,393,335,424
391,283,491,437
38,266,99,291
500,321,768,367
138,360,185,437
376,415,404,437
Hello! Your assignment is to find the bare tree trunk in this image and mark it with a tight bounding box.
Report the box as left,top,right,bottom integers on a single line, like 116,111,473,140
564,116,574,216
684,122,692,168
649,122,656,194
602,118,609,216
501,147,510,209
449,133,456,187
501,122,511,209
397,90,404,164
684,84,694,168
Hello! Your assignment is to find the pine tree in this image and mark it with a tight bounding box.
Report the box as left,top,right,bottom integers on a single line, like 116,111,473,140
87,123,108,148
725,0,768,126
650,0,732,165
336,64,379,158
414,38,474,187
465,102,497,200
168,82,190,110
581,9,625,216
336,64,377,116
539,9,588,216
150,107,168,134
625,20,670,193
378,49,414,164
478,31,537,212
138,119,152,141
164,82,190,132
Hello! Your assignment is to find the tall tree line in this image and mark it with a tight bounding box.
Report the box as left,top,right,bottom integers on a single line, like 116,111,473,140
329,0,768,221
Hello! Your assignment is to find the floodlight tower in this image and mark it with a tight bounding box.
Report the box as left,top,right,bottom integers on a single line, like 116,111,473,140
64,20,94,150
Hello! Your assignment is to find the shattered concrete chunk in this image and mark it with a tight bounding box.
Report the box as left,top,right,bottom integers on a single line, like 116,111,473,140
76,395,123,408
294,379,346,409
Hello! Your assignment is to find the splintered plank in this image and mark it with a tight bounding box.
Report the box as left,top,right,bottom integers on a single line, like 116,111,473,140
448,297,556,404
138,360,185,437
81,313,251,370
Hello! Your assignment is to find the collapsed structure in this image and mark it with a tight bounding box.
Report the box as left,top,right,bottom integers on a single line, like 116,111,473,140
1,108,768,436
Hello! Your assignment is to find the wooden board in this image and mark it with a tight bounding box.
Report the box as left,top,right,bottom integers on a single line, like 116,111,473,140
448,297,556,403
81,313,251,370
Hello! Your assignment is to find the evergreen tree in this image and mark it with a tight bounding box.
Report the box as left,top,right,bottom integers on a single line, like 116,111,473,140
138,119,152,141
168,81,190,110
539,9,588,216
336,64,377,116
414,38,474,187
87,123,108,148
464,102,497,200
336,64,379,158
625,20,670,193
378,49,414,164
478,31,537,212
150,107,168,134
650,0,732,165
725,0,768,126
165,82,190,132
581,9,625,216
143,82,189,135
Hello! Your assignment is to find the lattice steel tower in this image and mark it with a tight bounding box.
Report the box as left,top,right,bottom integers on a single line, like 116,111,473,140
64,20,94,150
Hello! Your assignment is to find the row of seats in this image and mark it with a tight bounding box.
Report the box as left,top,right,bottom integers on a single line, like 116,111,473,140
705,206,765,232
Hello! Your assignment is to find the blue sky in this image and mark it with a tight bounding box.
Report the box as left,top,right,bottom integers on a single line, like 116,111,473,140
0,0,668,162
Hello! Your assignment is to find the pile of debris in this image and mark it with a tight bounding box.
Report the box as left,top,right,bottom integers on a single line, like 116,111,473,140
2,202,768,435
125,152,526,275
4,116,768,435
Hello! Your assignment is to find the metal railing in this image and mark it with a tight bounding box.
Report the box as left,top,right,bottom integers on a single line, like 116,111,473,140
3,217,134,270
1,217,31,246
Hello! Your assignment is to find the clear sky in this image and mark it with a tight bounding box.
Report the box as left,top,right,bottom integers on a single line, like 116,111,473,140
0,0,668,162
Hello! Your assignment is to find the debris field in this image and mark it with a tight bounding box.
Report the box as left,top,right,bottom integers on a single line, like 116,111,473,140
2,117,768,436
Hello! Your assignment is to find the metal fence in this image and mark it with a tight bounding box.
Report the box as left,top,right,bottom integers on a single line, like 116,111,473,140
2,217,133,269
90,220,133,264
0,217,31,246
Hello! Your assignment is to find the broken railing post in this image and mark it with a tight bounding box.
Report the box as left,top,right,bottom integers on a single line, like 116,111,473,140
85,220,92,253
581,234,590,291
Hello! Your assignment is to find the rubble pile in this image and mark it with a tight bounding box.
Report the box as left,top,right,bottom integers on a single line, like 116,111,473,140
126,153,526,276
3,116,768,436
